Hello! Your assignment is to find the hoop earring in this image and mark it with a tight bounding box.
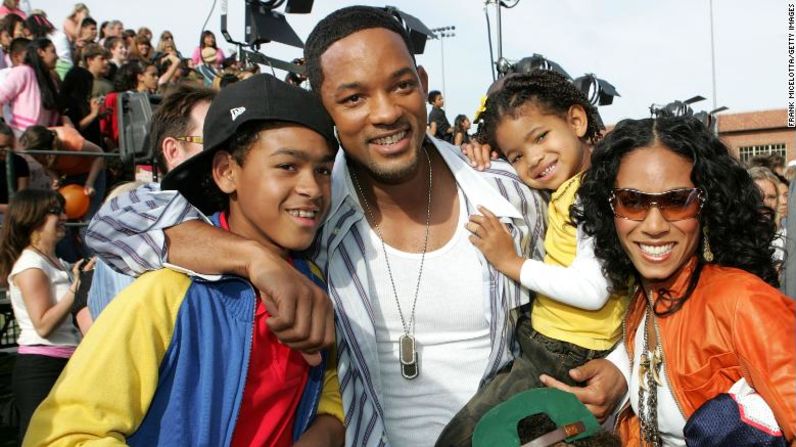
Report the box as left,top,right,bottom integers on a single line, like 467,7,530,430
702,225,714,263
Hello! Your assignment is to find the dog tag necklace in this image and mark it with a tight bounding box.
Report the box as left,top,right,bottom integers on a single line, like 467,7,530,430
350,147,432,380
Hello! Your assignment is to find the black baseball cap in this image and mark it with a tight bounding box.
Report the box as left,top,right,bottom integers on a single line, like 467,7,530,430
161,73,338,214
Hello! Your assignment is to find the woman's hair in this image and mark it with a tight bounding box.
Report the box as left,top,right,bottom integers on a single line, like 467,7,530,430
748,166,781,188
24,38,60,111
113,60,144,91
199,30,216,49
1,13,26,38
573,117,779,310
157,30,174,52
24,13,54,39
137,26,152,39
454,114,468,131
2,0,17,9
480,70,604,151
128,34,152,61
68,3,89,20
103,36,123,52
19,124,55,150
98,20,109,39
0,189,65,285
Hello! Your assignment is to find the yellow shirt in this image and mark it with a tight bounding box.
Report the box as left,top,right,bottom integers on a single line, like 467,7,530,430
530,174,628,350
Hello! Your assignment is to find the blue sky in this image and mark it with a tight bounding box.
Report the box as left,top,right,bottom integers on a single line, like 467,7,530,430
34,0,786,126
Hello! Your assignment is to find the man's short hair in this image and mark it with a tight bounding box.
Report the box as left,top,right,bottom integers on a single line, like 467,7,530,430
304,6,416,92
80,17,97,29
151,84,217,173
82,43,108,65
427,90,441,105
9,37,29,58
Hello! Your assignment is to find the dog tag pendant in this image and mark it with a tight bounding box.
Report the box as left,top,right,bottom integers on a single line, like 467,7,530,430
398,334,419,380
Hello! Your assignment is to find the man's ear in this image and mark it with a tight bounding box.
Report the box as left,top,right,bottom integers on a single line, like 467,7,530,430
417,65,429,97
212,151,237,194
161,137,179,170
567,104,588,139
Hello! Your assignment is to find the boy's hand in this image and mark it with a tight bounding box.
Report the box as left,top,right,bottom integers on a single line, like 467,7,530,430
466,206,523,282
461,141,499,171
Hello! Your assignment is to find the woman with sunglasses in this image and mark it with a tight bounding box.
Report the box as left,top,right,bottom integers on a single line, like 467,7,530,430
0,189,91,441
566,116,795,445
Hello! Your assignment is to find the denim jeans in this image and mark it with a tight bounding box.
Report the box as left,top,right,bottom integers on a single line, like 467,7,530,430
435,315,612,447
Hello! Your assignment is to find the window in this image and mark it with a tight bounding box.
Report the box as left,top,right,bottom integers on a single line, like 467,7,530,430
738,143,787,164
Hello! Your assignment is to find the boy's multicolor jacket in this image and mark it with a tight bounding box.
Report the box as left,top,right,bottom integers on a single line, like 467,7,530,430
25,219,342,446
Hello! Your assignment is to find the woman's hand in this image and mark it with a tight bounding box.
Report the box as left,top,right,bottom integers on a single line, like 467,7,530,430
71,257,95,277
540,359,628,422
466,206,523,282
461,140,499,171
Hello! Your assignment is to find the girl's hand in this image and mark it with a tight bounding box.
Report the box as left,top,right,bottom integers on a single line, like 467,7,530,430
84,185,95,197
89,98,101,116
466,206,523,281
461,141,499,171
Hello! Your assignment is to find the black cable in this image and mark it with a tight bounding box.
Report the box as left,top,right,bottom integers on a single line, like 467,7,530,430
200,0,218,36
484,6,495,81
499,0,521,8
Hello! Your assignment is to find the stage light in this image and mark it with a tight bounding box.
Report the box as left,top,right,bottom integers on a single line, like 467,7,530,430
573,73,620,106
651,95,706,118
512,54,571,79
243,0,312,48
384,6,434,54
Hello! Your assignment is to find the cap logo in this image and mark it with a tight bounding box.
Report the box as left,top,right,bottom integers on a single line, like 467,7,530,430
230,107,246,121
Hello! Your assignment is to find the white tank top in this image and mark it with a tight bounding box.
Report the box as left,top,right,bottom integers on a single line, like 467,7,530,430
9,249,81,347
364,188,491,446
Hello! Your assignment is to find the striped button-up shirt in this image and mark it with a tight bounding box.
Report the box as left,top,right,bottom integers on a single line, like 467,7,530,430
85,138,546,447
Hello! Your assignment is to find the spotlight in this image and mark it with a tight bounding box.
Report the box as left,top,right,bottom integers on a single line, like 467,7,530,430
573,73,620,106
495,57,512,76
512,54,571,79
651,95,705,118
243,0,312,48
693,106,729,129
384,6,434,55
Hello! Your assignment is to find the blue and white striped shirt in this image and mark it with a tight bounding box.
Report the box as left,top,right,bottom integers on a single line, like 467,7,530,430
85,138,546,447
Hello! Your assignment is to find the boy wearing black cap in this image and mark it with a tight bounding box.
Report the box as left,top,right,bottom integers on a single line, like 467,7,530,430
25,75,344,447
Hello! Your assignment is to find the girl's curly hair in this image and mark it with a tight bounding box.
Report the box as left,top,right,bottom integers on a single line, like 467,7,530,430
572,117,778,312
478,70,604,150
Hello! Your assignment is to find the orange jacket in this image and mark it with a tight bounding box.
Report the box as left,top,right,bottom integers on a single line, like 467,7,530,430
617,258,796,445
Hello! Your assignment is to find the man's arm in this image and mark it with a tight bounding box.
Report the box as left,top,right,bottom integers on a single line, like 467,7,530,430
86,185,334,354
166,221,334,353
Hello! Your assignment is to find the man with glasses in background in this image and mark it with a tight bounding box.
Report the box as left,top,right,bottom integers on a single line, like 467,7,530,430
84,84,215,321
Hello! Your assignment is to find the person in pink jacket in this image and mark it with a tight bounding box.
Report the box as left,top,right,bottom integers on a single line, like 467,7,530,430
191,30,225,68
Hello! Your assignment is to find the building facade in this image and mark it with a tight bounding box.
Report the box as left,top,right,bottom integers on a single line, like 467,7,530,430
717,109,795,166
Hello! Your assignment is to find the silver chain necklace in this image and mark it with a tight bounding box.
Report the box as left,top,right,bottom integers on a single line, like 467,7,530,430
349,147,432,380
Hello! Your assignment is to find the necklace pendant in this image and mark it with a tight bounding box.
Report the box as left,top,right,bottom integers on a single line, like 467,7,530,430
399,334,419,380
